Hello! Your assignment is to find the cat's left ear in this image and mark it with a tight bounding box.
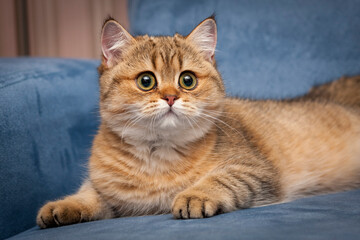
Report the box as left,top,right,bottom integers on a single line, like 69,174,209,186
186,17,217,62
101,18,135,68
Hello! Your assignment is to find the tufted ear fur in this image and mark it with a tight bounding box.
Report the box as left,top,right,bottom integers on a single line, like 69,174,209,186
101,18,134,68
186,17,217,62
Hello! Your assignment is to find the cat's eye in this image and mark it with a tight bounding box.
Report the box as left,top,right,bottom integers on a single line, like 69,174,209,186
179,72,197,90
136,72,156,91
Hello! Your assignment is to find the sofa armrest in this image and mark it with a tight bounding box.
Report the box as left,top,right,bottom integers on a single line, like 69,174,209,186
0,58,100,239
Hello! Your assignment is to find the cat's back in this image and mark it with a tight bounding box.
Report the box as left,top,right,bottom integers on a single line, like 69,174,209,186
301,75,360,109
222,75,360,136
221,97,360,158
220,94,360,200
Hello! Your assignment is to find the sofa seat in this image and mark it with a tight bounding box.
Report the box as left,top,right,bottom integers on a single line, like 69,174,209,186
9,189,360,240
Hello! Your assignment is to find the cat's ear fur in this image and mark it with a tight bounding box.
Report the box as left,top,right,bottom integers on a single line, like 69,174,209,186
186,16,217,62
101,17,134,68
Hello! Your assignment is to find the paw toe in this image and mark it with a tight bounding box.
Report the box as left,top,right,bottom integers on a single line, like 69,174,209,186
37,200,83,228
37,203,57,228
172,190,220,219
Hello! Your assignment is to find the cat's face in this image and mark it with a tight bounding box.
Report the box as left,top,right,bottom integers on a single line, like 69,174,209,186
99,17,225,143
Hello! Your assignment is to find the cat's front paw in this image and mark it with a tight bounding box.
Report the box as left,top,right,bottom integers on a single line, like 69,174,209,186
36,200,85,228
172,189,223,219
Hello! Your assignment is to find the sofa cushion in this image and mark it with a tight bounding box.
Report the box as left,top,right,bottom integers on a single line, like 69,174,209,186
0,58,100,239
129,0,360,99
8,189,360,240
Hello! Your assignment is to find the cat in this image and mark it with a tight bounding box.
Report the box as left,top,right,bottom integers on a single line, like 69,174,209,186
37,16,360,228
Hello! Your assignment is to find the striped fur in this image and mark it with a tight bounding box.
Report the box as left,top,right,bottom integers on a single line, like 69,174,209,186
37,17,360,228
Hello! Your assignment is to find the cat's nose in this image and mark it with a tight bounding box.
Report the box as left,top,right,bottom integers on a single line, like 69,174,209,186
162,95,178,106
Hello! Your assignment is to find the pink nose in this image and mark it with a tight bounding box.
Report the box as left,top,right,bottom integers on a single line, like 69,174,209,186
163,95,178,106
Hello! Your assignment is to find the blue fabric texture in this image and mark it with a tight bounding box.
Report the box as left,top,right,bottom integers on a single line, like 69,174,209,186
129,0,360,99
0,58,100,239
9,189,360,240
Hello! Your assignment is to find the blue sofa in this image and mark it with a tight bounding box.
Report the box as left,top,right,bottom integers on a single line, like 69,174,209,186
1,0,360,239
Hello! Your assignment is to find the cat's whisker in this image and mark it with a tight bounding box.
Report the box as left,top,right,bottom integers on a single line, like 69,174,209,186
173,105,197,116
195,114,232,138
143,104,160,114
176,106,224,133
204,109,243,123
121,114,145,139
198,112,245,140
185,116,210,144
149,113,158,138
107,108,142,122
172,105,232,138
120,117,139,139
183,115,200,139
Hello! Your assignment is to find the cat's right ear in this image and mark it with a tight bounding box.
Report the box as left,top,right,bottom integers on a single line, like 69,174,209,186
101,18,134,68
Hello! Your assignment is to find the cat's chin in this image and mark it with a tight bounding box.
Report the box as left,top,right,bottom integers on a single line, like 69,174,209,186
158,111,180,128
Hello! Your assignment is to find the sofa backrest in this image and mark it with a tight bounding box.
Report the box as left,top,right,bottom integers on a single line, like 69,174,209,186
129,0,360,99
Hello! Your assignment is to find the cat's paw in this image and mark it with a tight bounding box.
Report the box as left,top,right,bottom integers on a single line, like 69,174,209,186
36,200,85,228
172,189,223,219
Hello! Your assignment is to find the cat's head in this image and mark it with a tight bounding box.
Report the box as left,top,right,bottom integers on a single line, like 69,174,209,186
98,17,225,144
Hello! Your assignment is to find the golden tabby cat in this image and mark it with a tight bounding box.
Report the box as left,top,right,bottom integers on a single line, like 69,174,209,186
37,17,360,228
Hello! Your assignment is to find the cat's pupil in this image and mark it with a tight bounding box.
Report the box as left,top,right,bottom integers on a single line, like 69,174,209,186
141,75,151,87
183,75,193,86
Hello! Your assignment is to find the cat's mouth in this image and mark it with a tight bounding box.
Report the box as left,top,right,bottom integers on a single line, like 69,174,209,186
163,108,178,118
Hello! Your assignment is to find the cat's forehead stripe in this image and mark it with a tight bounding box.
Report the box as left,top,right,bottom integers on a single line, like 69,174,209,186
147,38,182,80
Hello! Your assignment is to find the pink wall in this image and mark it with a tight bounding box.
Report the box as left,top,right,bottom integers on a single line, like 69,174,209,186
0,0,18,57
0,0,129,59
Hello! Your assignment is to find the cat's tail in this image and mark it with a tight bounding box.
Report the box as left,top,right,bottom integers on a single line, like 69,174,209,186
302,75,360,109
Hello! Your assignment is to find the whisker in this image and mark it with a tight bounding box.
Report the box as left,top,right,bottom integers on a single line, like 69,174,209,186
183,115,199,138
195,114,232,137
204,109,243,123
121,115,144,139
198,112,245,140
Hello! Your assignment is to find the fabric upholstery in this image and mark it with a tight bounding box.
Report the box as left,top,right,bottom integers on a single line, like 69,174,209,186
0,58,100,239
129,0,360,99
9,189,360,240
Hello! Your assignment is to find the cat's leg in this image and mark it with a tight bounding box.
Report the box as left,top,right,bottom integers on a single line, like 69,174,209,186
172,164,281,219
37,180,112,228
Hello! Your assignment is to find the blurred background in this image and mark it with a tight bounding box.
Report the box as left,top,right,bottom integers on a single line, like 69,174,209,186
0,0,129,59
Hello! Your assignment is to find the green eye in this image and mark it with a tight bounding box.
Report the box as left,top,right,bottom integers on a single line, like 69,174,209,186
136,72,156,91
179,72,197,90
